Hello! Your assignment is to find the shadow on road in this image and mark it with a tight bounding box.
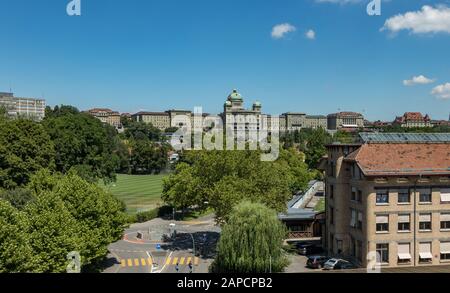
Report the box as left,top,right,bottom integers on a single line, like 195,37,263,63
161,231,220,260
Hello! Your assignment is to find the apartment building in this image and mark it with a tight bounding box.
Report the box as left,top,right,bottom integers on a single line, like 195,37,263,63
322,133,450,268
327,112,364,131
132,111,171,131
0,92,46,120
279,113,327,132
87,108,121,129
393,112,432,128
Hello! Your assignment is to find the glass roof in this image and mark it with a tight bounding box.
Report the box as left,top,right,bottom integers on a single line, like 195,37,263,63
359,132,450,143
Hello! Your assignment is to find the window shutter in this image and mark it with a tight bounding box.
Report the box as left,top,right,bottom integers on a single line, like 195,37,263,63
398,215,410,223
440,213,450,222
376,215,389,224
440,189,450,203
441,242,450,254
419,214,431,222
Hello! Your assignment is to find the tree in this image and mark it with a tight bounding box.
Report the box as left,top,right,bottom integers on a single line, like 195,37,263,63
303,128,331,169
28,170,127,269
0,118,55,189
0,200,35,273
129,140,169,174
211,202,288,273
0,188,35,209
24,191,83,273
42,107,121,183
162,149,302,223
123,120,161,142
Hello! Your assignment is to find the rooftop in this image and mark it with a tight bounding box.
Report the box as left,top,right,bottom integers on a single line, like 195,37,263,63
346,143,450,176
359,132,450,144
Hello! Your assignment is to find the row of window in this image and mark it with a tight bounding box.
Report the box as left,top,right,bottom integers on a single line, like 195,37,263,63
375,213,450,233
376,188,450,205
376,242,450,264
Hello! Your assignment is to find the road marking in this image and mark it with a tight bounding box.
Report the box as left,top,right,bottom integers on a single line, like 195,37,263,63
134,259,140,266
194,257,199,265
186,257,192,265
179,257,185,265
127,259,133,267
141,258,146,266
165,257,172,265
121,259,126,267
159,251,173,273
172,257,179,265
147,257,153,266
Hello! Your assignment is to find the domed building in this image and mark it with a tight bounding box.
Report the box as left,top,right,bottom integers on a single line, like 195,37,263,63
221,89,265,133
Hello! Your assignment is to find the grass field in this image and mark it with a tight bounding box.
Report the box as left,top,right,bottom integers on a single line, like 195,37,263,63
101,174,167,214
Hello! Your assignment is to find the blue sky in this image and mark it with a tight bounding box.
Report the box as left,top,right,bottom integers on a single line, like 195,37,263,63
1,0,450,120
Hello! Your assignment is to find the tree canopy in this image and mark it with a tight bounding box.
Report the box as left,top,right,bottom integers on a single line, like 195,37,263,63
211,202,288,273
0,118,55,189
162,148,312,223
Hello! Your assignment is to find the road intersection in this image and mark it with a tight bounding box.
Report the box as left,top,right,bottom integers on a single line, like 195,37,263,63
103,215,220,274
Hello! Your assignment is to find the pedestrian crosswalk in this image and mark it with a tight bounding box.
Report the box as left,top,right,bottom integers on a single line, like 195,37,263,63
119,256,199,268
121,257,154,268
166,256,199,266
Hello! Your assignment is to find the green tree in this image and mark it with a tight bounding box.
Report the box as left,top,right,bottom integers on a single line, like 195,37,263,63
24,191,83,273
124,120,161,141
0,200,35,272
212,202,288,273
0,188,35,209
0,118,55,189
42,107,120,183
129,140,169,174
162,150,299,223
28,170,127,269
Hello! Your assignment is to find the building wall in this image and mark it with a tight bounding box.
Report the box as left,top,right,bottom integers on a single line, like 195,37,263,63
324,144,450,268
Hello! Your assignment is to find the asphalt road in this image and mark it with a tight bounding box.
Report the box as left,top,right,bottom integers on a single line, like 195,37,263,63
103,215,220,274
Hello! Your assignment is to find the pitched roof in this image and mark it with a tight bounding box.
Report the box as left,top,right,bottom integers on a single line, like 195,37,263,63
347,143,450,176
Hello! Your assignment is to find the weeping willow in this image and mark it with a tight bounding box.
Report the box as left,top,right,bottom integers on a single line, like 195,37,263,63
212,201,288,273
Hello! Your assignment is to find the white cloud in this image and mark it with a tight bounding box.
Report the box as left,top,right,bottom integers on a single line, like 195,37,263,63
306,29,316,40
403,75,435,86
382,5,450,35
431,83,450,99
271,23,296,39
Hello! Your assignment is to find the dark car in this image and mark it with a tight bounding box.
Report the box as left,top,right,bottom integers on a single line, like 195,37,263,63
333,260,358,270
306,255,330,269
295,242,323,255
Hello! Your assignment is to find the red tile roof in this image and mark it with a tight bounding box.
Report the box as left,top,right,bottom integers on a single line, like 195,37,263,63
346,143,450,176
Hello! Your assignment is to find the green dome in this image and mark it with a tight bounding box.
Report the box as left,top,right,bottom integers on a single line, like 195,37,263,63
227,89,243,101
253,101,261,107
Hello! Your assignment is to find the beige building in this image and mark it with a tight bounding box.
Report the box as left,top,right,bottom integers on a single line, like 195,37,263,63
132,112,170,131
393,112,432,128
221,89,263,133
327,112,364,130
278,113,327,132
87,108,121,129
322,133,450,268
0,92,46,121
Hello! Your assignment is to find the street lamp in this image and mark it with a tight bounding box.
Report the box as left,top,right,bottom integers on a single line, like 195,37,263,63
169,223,196,273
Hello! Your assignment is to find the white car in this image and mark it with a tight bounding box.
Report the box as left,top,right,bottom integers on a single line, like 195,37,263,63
323,258,340,270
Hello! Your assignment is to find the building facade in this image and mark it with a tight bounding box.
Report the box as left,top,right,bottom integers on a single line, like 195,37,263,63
327,112,364,131
322,133,450,268
393,112,432,128
87,108,121,129
278,113,327,132
220,89,263,133
132,111,171,131
0,92,46,121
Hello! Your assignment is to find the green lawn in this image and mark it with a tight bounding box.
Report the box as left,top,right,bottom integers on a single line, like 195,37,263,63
101,174,167,214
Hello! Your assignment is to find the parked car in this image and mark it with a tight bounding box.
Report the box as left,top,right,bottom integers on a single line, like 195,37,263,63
295,242,323,255
323,259,357,270
306,255,330,269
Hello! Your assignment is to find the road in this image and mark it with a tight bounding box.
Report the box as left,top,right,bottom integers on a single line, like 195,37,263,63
103,214,220,274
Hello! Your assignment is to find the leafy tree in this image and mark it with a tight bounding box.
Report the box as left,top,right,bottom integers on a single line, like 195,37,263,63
212,202,288,273
129,140,169,174
0,200,35,273
0,118,55,189
162,149,303,223
303,128,331,169
0,188,35,209
28,170,127,269
124,120,161,141
24,191,83,273
42,107,120,183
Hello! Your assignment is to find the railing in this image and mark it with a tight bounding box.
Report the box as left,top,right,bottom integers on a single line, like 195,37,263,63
287,231,313,239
